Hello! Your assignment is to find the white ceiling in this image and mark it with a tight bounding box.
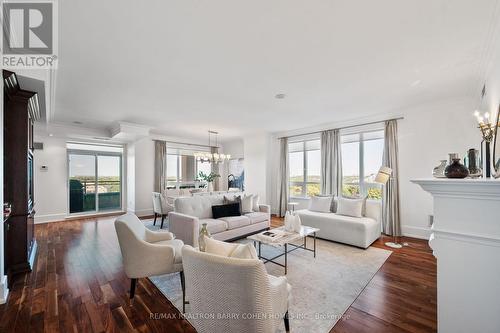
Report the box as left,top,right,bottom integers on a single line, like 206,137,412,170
51,0,500,141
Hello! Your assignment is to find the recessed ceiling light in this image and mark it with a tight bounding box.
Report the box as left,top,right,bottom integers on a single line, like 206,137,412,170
48,133,54,137
275,93,286,99
73,121,83,125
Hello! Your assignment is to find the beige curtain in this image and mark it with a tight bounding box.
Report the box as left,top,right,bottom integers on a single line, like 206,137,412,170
277,138,289,217
382,120,401,237
320,129,342,196
154,141,167,192
211,147,220,191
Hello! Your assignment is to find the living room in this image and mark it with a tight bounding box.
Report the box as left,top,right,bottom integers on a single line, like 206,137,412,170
1,1,500,333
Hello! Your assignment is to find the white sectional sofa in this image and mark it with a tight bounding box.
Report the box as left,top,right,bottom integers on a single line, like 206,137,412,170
169,194,270,247
296,198,382,248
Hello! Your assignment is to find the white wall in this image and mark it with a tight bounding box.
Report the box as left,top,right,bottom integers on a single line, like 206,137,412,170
131,138,155,216
223,139,244,159
483,29,500,155
244,133,270,203
398,98,478,238
126,143,136,212
33,136,69,223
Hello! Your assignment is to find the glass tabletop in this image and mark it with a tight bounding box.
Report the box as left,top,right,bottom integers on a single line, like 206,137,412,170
247,225,319,247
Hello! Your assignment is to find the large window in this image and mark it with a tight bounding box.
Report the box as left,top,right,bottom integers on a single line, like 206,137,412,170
68,143,123,214
289,139,321,197
341,130,384,199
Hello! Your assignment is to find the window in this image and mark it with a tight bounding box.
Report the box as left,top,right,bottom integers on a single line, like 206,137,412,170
289,139,321,197
341,130,384,199
68,143,123,214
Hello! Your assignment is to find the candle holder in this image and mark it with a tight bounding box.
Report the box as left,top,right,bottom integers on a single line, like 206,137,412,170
474,111,496,178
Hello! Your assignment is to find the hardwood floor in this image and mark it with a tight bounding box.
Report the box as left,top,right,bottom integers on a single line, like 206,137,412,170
0,216,436,333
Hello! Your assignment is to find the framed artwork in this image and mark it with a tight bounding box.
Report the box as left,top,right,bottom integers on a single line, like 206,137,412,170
228,158,244,191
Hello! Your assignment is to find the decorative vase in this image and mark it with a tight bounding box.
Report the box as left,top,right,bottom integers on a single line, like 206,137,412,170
207,182,213,193
291,212,302,233
284,211,293,231
445,158,469,179
484,141,492,178
448,153,459,165
432,160,448,178
198,223,211,252
465,148,482,178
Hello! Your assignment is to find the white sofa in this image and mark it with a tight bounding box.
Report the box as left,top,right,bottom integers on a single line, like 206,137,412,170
169,194,271,247
296,198,382,249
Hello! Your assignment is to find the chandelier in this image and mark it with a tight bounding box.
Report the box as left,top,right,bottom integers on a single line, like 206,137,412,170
194,130,231,164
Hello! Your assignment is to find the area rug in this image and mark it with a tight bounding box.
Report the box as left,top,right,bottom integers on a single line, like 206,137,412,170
146,220,391,332
142,217,168,231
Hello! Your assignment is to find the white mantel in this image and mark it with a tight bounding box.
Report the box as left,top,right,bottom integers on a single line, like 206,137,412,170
412,178,500,333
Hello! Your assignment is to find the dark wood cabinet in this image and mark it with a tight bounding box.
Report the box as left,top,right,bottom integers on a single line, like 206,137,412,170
3,70,40,283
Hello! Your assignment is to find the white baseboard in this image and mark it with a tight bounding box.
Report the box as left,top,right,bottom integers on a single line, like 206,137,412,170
0,275,9,304
132,208,154,217
402,225,431,240
34,213,67,224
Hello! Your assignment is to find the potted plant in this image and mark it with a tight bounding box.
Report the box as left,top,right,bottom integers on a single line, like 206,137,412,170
197,171,220,193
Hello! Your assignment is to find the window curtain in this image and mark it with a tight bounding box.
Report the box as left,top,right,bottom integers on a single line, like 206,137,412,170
382,120,401,237
154,140,167,193
277,137,289,217
320,129,342,196
211,147,220,191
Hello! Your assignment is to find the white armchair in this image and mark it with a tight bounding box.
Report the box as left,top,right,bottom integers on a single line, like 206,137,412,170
182,245,291,333
114,213,187,311
152,192,173,229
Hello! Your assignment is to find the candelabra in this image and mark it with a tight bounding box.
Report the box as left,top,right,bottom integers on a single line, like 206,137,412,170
474,111,496,178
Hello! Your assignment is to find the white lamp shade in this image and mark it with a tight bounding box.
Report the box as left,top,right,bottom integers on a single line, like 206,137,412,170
375,166,392,184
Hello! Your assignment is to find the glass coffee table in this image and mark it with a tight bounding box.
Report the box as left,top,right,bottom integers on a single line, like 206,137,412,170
247,225,319,274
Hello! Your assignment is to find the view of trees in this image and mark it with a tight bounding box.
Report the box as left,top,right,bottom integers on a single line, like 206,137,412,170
289,175,320,197
69,175,121,193
290,174,382,199
342,175,382,199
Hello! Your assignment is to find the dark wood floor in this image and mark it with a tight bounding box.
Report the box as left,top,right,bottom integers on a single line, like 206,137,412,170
0,216,436,333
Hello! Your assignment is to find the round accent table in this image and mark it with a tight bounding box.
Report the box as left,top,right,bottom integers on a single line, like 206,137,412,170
287,202,299,212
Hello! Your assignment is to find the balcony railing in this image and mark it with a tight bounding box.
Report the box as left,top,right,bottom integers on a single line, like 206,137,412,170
70,179,121,213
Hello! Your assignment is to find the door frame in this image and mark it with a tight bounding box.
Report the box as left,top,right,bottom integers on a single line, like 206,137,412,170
67,149,123,216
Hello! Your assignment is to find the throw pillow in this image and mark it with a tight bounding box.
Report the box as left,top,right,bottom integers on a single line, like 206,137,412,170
240,194,254,214
212,203,241,219
336,197,365,218
229,243,258,259
205,237,239,257
204,237,258,259
252,194,260,212
224,195,242,213
309,196,333,213
317,194,337,212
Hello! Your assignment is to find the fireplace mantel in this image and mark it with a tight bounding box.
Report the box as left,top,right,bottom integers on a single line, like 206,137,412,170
412,178,500,333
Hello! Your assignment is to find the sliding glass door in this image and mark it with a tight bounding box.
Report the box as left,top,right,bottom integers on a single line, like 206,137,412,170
68,149,122,214
97,155,122,211
69,154,97,213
